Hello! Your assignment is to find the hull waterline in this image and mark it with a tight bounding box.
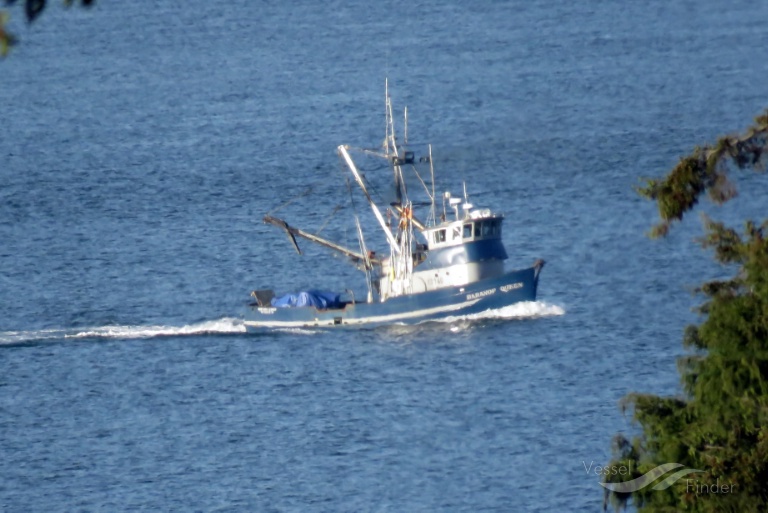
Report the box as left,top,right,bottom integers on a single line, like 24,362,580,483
244,262,543,330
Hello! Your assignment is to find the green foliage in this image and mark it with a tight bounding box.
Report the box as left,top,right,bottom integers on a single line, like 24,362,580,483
605,114,768,512
0,9,17,56
636,111,768,238
0,0,94,57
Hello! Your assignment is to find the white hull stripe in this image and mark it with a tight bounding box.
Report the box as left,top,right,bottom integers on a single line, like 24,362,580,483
244,298,482,328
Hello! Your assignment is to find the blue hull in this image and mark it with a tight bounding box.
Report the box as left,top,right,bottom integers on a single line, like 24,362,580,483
244,261,544,329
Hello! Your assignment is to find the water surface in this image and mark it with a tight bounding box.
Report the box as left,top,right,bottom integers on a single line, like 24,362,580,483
2,1,768,511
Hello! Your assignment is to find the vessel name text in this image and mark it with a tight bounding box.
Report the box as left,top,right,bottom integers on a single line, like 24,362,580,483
467,288,496,300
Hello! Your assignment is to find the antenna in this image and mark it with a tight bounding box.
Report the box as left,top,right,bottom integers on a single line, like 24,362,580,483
384,78,389,155
461,181,473,218
404,106,408,145
384,80,399,159
429,144,436,227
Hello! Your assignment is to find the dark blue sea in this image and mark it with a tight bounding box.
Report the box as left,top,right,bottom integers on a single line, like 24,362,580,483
2,1,768,511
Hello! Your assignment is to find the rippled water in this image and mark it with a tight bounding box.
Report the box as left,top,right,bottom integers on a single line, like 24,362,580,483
2,0,768,511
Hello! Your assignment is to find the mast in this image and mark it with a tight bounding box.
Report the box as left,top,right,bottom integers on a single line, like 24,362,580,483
384,82,408,206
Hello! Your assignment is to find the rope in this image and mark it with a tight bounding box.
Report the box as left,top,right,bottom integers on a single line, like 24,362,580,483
410,164,434,201
316,205,343,235
266,187,312,215
338,149,393,208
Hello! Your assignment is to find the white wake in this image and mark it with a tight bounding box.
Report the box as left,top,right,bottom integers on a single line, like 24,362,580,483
1,303,564,345
435,301,565,324
66,318,247,339
0,318,246,345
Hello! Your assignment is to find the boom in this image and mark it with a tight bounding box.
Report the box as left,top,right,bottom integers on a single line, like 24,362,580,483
337,145,401,254
263,215,380,267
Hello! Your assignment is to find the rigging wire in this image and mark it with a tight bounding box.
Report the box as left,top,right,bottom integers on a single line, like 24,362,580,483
338,150,390,210
315,205,343,235
265,186,312,216
344,169,360,254
409,164,434,202
343,147,396,201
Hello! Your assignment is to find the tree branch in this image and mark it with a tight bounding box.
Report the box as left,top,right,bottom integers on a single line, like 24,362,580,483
637,110,768,237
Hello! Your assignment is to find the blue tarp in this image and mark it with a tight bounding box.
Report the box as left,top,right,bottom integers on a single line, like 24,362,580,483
271,290,343,309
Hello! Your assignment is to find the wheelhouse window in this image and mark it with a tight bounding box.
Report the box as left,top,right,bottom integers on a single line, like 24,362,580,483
483,219,496,237
470,219,502,239
433,229,446,244
452,226,461,240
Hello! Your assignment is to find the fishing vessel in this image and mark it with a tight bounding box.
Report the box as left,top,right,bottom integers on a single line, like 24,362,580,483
245,85,544,329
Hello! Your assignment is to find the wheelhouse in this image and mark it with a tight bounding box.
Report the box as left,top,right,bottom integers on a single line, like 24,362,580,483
424,216,503,250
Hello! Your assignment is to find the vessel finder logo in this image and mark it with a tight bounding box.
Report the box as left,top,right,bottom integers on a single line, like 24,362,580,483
594,462,704,493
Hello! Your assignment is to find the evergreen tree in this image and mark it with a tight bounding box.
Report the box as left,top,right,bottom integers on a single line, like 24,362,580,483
603,111,768,512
